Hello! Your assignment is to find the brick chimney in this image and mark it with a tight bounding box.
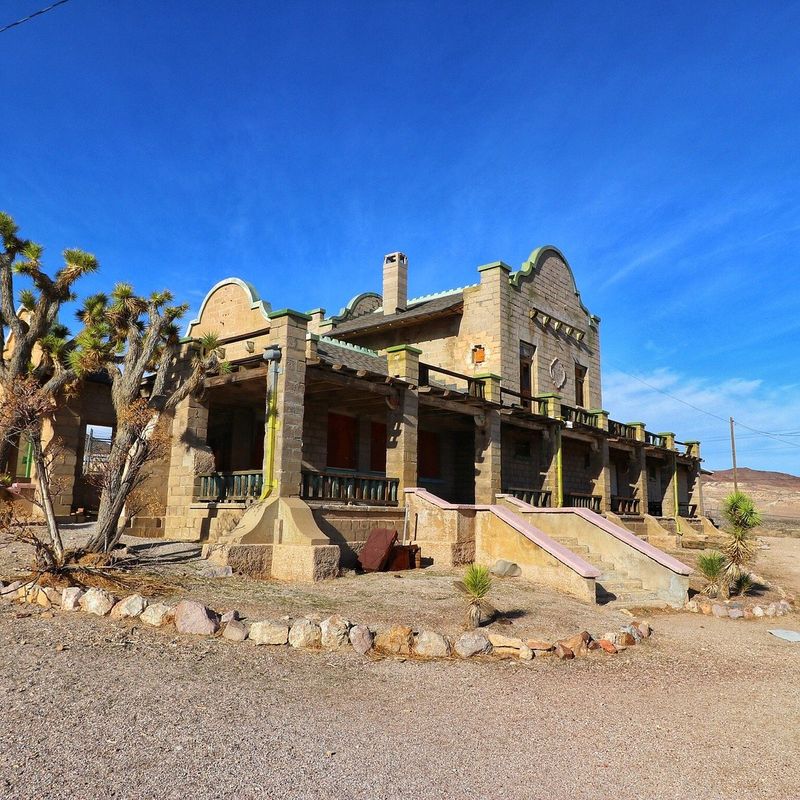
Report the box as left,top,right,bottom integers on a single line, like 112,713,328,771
382,252,408,315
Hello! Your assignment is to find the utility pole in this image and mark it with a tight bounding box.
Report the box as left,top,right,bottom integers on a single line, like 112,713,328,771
729,416,738,493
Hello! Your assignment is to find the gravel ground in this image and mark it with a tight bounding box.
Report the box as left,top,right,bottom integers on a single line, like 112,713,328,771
1,531,798,799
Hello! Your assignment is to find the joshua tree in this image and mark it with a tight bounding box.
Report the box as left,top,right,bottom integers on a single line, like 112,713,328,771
455,563,494,628
721,491,760,580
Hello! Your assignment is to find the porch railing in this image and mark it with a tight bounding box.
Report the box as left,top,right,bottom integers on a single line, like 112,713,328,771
505,487,552,507
560,404,599,427
648,501,663,517
645,431,666,448
301,469,399,506
418,363,485,399
499,387,549,416
611,495,640,515
608,420,635,440
678,502,698,518
564,492,602,512
194,470,264,503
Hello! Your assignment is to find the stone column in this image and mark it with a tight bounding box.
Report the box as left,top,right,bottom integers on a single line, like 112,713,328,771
685,441,703,514
627,423,649,515
385,345,420,494
267,310,310,498
541,423,563,507
659,432,678,517
474,407,502,504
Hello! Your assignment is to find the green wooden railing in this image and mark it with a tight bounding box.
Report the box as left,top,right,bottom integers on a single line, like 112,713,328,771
194,470,264,503
301,469,399,506
560,405,599,427
645,431,667,448
564,492,602,512
608,420,635,439
505,487,552,507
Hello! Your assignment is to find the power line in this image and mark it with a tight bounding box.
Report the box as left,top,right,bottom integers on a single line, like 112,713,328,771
0,0,71,34
607,362,800,450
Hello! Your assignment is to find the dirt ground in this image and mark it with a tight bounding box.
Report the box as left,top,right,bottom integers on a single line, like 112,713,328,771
1,530,799,799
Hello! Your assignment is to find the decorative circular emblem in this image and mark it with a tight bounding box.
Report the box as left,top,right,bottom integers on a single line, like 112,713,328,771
549,358,567,390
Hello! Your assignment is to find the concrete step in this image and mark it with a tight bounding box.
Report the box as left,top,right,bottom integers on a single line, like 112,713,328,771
598,577,644,591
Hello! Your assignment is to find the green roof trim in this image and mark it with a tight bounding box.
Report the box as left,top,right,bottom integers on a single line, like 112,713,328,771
268,309,313,321
477,260,512,273
473,372,501,380
385,344,423,354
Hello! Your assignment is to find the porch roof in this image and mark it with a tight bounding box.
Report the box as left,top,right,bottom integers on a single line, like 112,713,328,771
316,337,388,375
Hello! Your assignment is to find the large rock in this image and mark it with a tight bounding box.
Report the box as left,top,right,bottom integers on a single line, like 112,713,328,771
289,618,322,649
374,625,413,656
320,615,351,650
79,588,116,616
728,608,744,620
488,632,531,659
526,639,554,652
249,620,290,645
711,604,728,618
621,625,643,643
173,600,219,635
60,587,85,612
752,605,765,618
455,631,491,658
414,630,451,658
37,587,62,608
615,631,636,648
140,603,174,627
554,643,574,660
560,631,592,657
110,594,148,620
349,624,373,655
199,565,233,578
636,622,652,638
223,620,248,642
0,580,22,601
597,639,618,654
491,559,521,578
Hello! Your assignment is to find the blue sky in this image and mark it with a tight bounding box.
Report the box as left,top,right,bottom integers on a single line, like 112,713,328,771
3,1,799,473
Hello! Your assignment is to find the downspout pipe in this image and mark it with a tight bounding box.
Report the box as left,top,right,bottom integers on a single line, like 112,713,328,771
259,345,282,501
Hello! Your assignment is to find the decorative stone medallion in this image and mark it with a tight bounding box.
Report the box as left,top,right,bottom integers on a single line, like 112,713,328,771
549,357,567,390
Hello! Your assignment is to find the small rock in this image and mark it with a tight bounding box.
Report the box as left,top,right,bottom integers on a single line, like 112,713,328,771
222,620,248,642
711,604,728,618
560,631,592,657
374,625,413,656
597,639,617,654
490,559,522,578
249,620,290,645
622,625,643,643
778,600,792,612
743,608,754,619
173,600,219,635
697,599,713,615
199,565,233,578
349,624,373,655
636,622,652,638
0,580,22,599
60,587,85,611
526,639,554,652
517,644,533,660
221,610,240,624
765,603,777,617
728,608,745,620
320,615,351,650
37,587,61,608
110,594,148,620
488,633,526,650
752,606,765,618
79,588,116,616
140,603,174,627
289,618,322,649
414,630,451,658
455,630,491,658
685,600,699,613
554,643,574,660
615,632,636,648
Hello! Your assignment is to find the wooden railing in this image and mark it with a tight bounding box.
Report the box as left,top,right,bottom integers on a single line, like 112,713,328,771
301,469,399,506
505,487,552,507
564,492,602,512
499,387,549,416
648,501,663,517
645,431,667,448
418,363,485,399
608,420,635,440
678,502,698,518
194,470,263,503
611,495,640,515
560,405,599,427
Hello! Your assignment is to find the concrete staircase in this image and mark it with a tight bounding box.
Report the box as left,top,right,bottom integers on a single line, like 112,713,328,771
548,534,660,605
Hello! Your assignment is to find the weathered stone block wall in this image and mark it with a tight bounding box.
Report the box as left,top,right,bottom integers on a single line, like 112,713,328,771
501,425,546,490
562,438,596,496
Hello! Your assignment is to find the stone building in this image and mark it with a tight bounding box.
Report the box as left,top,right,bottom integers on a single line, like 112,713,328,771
11,245,714,603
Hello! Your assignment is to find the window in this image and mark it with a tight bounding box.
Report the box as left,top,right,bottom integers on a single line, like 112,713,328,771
575,364,587,408
369,421,387,473
418,430,441,479
519,341,536,409
327,413,357,470
82,425,113,475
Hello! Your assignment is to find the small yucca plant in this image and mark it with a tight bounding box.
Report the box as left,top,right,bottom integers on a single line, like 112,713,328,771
455,563,494,628
731,571,754,597
697,551,726,598
721,492,760,578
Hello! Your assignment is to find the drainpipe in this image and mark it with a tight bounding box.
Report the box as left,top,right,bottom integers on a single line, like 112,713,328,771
555,426,563,508
673,457,681,535
259,345,282,501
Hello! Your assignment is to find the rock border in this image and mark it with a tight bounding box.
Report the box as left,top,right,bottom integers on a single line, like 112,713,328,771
0,578,656,663
686,596,793,619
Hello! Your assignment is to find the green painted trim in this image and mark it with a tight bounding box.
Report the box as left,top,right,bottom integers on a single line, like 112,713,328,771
625,421,646,426
477,260,512,273
589,408,609,415
185,277,272,336
305,307,326,316
536,392,562,399
268,309,313,321
473,372,501,380
509,245,593,319
385,344,422,354
684,439,701,445
657,431,676,437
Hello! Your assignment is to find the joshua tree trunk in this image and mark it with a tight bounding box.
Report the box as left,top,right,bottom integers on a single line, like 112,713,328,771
29,435,64,567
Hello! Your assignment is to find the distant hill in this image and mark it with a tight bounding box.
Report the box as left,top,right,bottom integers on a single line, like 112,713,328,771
703,467,800,536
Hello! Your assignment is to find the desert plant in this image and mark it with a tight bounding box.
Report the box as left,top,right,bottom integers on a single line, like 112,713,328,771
731,571,754,597
697,550,726,598
721,491,760,578
455,563,493,628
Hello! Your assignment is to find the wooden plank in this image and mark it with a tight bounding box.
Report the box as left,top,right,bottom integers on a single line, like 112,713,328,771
204,365,269,388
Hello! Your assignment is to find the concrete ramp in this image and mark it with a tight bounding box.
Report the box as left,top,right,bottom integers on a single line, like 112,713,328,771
498,495,691,606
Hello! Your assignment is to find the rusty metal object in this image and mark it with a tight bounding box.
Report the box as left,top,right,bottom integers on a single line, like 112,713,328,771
357,528,397,572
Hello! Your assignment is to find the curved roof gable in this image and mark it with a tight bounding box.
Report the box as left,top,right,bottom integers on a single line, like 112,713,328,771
185,277,271,337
